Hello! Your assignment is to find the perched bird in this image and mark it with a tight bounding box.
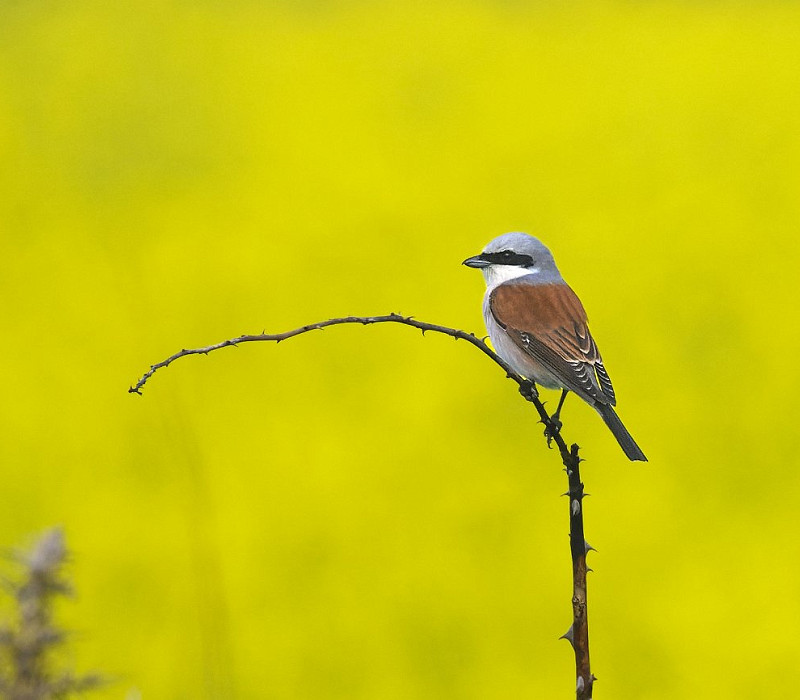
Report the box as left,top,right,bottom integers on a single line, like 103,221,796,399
463,232,647,462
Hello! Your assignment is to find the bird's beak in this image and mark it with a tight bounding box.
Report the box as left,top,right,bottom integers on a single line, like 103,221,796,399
462,254,490,269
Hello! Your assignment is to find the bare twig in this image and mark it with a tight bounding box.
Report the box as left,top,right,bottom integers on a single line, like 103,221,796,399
129,313,513,395
129,313,595,697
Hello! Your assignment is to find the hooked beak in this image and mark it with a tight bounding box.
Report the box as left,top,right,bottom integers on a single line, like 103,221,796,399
462,254,490,269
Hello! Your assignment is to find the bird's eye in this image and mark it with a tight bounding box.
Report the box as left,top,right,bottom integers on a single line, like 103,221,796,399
501,251,512,260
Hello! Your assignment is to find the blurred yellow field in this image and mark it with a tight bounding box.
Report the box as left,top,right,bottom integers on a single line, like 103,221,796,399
1,1,798,697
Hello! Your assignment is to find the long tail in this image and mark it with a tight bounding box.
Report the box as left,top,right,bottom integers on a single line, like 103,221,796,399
594,403,647,462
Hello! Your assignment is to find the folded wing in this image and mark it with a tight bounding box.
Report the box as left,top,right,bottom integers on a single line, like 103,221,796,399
490,280,616,406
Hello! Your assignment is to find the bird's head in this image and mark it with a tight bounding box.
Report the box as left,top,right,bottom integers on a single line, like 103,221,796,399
462,232,561,288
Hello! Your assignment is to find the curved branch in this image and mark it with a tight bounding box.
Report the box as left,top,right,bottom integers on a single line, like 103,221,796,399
131,313,505,393
128,311,593,698
129,314,572,452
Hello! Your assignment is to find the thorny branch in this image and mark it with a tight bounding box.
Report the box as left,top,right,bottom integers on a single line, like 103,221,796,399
129,312,595,698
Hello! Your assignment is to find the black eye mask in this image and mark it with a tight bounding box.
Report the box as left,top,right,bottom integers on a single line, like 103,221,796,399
480,250,535,267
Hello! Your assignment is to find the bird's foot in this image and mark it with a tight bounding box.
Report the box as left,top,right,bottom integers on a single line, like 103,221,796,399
544,416,562,447
518,380,538,403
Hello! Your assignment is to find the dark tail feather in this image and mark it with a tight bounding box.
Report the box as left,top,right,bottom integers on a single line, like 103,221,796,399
594,403,647,462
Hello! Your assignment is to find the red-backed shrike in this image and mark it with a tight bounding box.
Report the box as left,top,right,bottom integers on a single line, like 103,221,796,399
463,232,646,462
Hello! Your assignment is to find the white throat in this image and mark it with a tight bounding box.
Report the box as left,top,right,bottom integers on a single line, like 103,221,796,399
482,264,538,290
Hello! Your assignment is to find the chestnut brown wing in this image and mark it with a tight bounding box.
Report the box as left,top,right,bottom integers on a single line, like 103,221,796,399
490,281,616,406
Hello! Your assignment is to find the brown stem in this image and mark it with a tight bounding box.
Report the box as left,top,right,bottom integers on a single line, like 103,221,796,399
129,313,595,694
566,444,594,699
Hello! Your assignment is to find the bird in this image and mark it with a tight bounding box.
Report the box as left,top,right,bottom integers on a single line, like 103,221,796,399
463,232,647,462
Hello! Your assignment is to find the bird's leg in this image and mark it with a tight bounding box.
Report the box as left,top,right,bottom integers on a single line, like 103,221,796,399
544,389,569,446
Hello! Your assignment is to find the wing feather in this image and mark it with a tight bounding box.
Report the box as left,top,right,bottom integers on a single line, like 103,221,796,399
490,281,616,405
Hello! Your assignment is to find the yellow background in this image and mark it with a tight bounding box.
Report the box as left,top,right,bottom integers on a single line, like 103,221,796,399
2,1,799,697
